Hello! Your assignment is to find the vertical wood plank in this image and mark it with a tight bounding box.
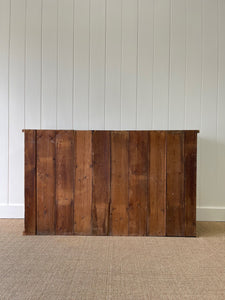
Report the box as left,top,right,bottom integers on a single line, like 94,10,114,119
73,0,90,129
25,0,42,129
149,131,166,236
8,0,26,205
169,0,186,129
92,131,110,235
74,131,92,234
137,0,154,129
89,0,105,129
42,0,57,129
184,131,197,237
110,131,129,235
128,131,148,236
55,131,74,234
57,0,73,129
166,132,185,236
152,0,170,129
105,0,122,129
121,0,138,129
24,130,37,235
0,0,10,204
37,130,56,234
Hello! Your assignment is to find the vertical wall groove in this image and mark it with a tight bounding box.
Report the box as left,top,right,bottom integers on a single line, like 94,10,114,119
24,0,27,129
7,0,12,204
40,0,43,129
56,0,59,129
184,0,187,129
168,0,172,129
135,0,139,129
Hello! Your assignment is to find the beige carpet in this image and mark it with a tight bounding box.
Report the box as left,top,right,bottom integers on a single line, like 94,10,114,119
0,220,224,300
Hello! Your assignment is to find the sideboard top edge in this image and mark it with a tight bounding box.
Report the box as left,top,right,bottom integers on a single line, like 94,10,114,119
22,129,200,133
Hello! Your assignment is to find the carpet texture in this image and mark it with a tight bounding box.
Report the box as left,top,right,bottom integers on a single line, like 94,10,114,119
0,220,224,300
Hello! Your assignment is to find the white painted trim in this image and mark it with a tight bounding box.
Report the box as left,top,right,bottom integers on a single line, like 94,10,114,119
197,206,225,221
0,204,24,218
0,204,224,221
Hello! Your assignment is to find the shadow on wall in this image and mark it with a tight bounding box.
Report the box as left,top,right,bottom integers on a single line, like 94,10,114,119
197,135,225,209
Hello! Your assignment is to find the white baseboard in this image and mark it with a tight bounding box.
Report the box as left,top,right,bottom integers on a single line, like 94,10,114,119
197,206,225,221
0,204,224,221
0,204,24,218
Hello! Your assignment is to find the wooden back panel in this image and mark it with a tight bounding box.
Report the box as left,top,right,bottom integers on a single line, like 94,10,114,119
24,130,199,236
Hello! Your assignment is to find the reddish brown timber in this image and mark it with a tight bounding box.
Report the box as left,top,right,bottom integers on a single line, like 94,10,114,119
36,130,56,234
110,131,129,236
55,131,74,235
74,131,92,235
92,131,111,235
128,131,148,236
149,131,166,236
24,130,37,235
166,132,185,236
184,131,197,237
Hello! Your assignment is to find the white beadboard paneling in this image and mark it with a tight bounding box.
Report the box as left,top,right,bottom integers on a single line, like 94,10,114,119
57,0,73,129
105,0,122,130
168,0,186,129
41,0,57,129
185,0,202,207
200,0,218,207
136,0,154,129
152,0,170,129
0,0,10,204
89,0,105,129
185,0,202,130
121,0,138,129
8,0,26,204
73,0,90,130
25,0,42,129
217,0,225,207
0,0,225,220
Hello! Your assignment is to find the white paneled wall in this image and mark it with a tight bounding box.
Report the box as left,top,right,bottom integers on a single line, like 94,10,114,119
0,0,224,220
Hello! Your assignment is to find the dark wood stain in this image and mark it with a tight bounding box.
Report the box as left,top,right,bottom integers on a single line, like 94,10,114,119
184,131,197,237
166,132,185,236
55,131,74,235
74,131,92,235
24,130,36,235
92,131,110,235
110,131,129,235
128,131,148,236
149,131,166,236
36,130,56,234
23,130,199,237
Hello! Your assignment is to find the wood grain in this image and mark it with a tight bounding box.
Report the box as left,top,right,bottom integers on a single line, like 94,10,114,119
149,131,166,236
166,132,185,236
92,131,110,235
128,131,148,235
184,131,197,237
24,130,36,235
36,130,56,234
24,130,198,237
74,131,92,235
110,131,129,235
55,131,74,235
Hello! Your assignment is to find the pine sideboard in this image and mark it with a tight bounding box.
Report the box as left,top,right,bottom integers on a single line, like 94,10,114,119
23,130,199,237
